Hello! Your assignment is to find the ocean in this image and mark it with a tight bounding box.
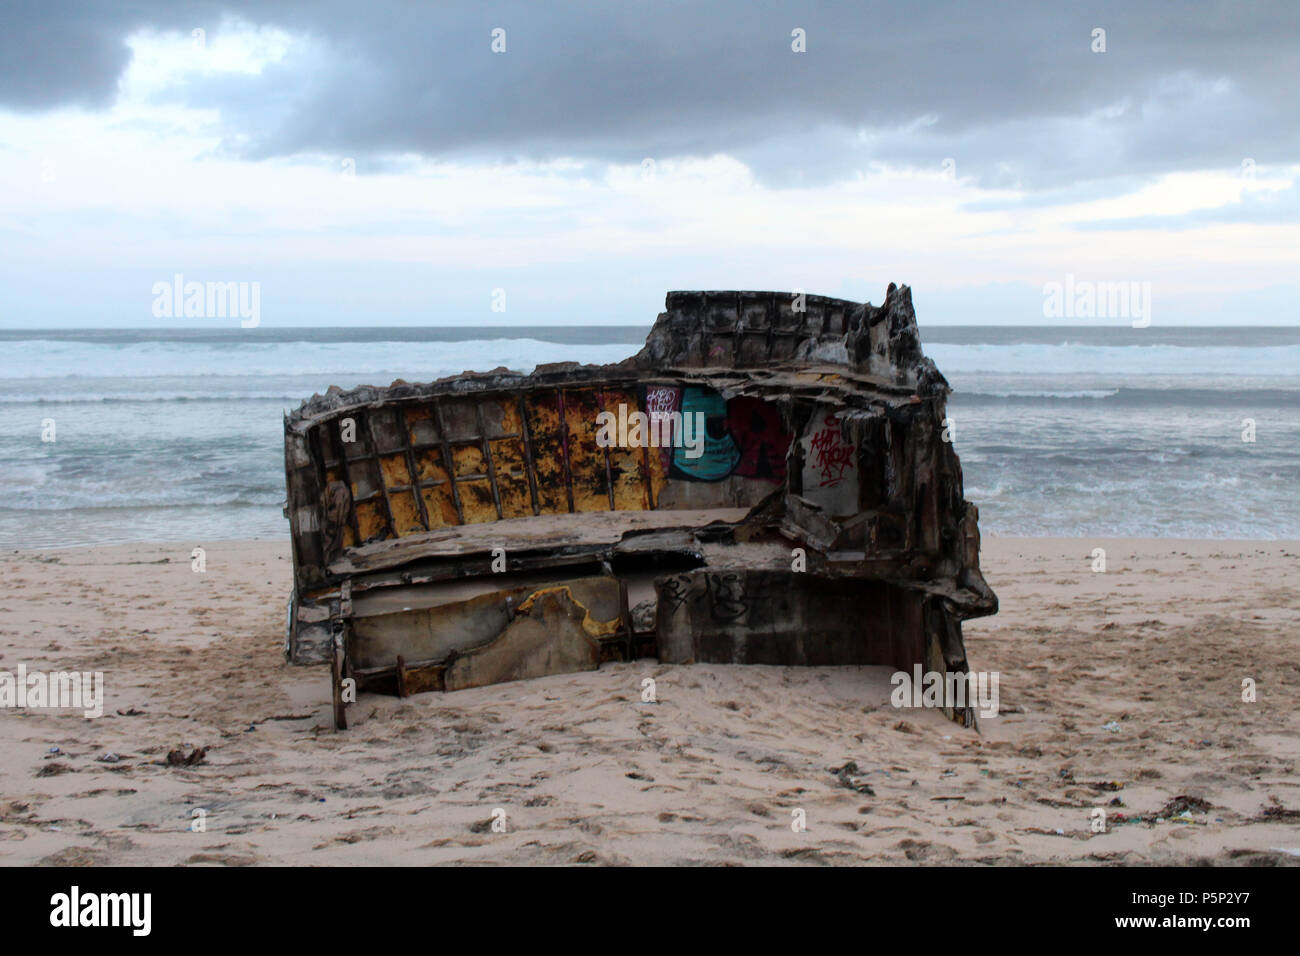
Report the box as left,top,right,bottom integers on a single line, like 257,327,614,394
1,326,1296,548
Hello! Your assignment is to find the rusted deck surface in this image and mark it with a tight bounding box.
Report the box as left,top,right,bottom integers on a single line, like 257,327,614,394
325,508,751,574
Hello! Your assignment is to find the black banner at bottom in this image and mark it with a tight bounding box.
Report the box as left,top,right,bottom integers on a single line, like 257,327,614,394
1,863,1290,942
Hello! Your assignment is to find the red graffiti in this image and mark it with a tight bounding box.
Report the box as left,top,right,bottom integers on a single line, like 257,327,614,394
725,396,790,482
809,415,854,487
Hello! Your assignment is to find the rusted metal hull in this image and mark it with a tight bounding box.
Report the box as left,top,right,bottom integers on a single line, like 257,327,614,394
283,285,997,728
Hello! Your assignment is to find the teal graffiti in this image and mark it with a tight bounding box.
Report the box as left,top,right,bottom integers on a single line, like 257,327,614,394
671,387,740,481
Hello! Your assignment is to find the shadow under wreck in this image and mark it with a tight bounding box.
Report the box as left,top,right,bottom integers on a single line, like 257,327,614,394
282,284,997,729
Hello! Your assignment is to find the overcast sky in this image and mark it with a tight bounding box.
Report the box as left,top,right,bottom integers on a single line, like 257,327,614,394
1,1,1296,326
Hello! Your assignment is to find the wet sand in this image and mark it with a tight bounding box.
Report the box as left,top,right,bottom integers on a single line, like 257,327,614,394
0,536,1297,866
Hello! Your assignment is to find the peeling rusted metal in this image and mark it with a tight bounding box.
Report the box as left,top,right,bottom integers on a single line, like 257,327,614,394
432,398,465,526
516,393,542,516
283,285,998,730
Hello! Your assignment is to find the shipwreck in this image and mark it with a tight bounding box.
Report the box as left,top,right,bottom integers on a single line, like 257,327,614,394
282,284,997,729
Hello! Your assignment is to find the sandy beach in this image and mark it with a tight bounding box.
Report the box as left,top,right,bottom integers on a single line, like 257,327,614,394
0,535,1296,866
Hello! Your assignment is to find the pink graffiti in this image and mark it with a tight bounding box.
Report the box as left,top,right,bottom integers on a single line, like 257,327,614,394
645,386,679,416
644,386,680,470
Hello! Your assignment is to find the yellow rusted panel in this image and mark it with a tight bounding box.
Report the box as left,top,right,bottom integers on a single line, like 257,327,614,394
490,438,533,518
609,443,653,511
450,442,496,523
389,490,425,535
452,443,486,478
643,421,668,508
457,478,497,523
420,483,458,527
598,387,651,511
498,478,532,518
563,388,610,513
496,396,523,436
515,585,621,637
377,444,423,534
524,392,569,514
490,436,526,475
414,448,449,483
355,499,387,542
379,453,411,489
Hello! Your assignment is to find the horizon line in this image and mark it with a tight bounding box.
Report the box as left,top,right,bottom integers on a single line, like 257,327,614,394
2,322,1299,332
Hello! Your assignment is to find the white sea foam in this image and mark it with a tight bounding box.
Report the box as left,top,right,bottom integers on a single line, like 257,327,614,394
926,343,1300,377
0,338,634,380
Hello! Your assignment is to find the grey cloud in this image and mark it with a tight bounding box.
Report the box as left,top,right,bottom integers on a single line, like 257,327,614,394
0,1,225,110
3,1,1298,192
0,15,129,110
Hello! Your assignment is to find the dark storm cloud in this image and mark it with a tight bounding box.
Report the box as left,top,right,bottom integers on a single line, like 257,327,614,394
0,9,129,110
0,1,216,110
3,1,1298,191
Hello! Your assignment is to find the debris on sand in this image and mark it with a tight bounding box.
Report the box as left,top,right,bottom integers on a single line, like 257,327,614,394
828,761,876,796
1157,795,1212,817
1260,805,1300,822
164,746,208,767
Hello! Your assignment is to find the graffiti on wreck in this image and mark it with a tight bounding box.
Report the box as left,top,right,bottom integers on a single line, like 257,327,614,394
808,415,855,488
726,396,789,482
644,385,680,427
706,572,748,622
657,386,791,484
659,574,704,617
659,572,753,623
640,385,684,471
670,388,739,481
